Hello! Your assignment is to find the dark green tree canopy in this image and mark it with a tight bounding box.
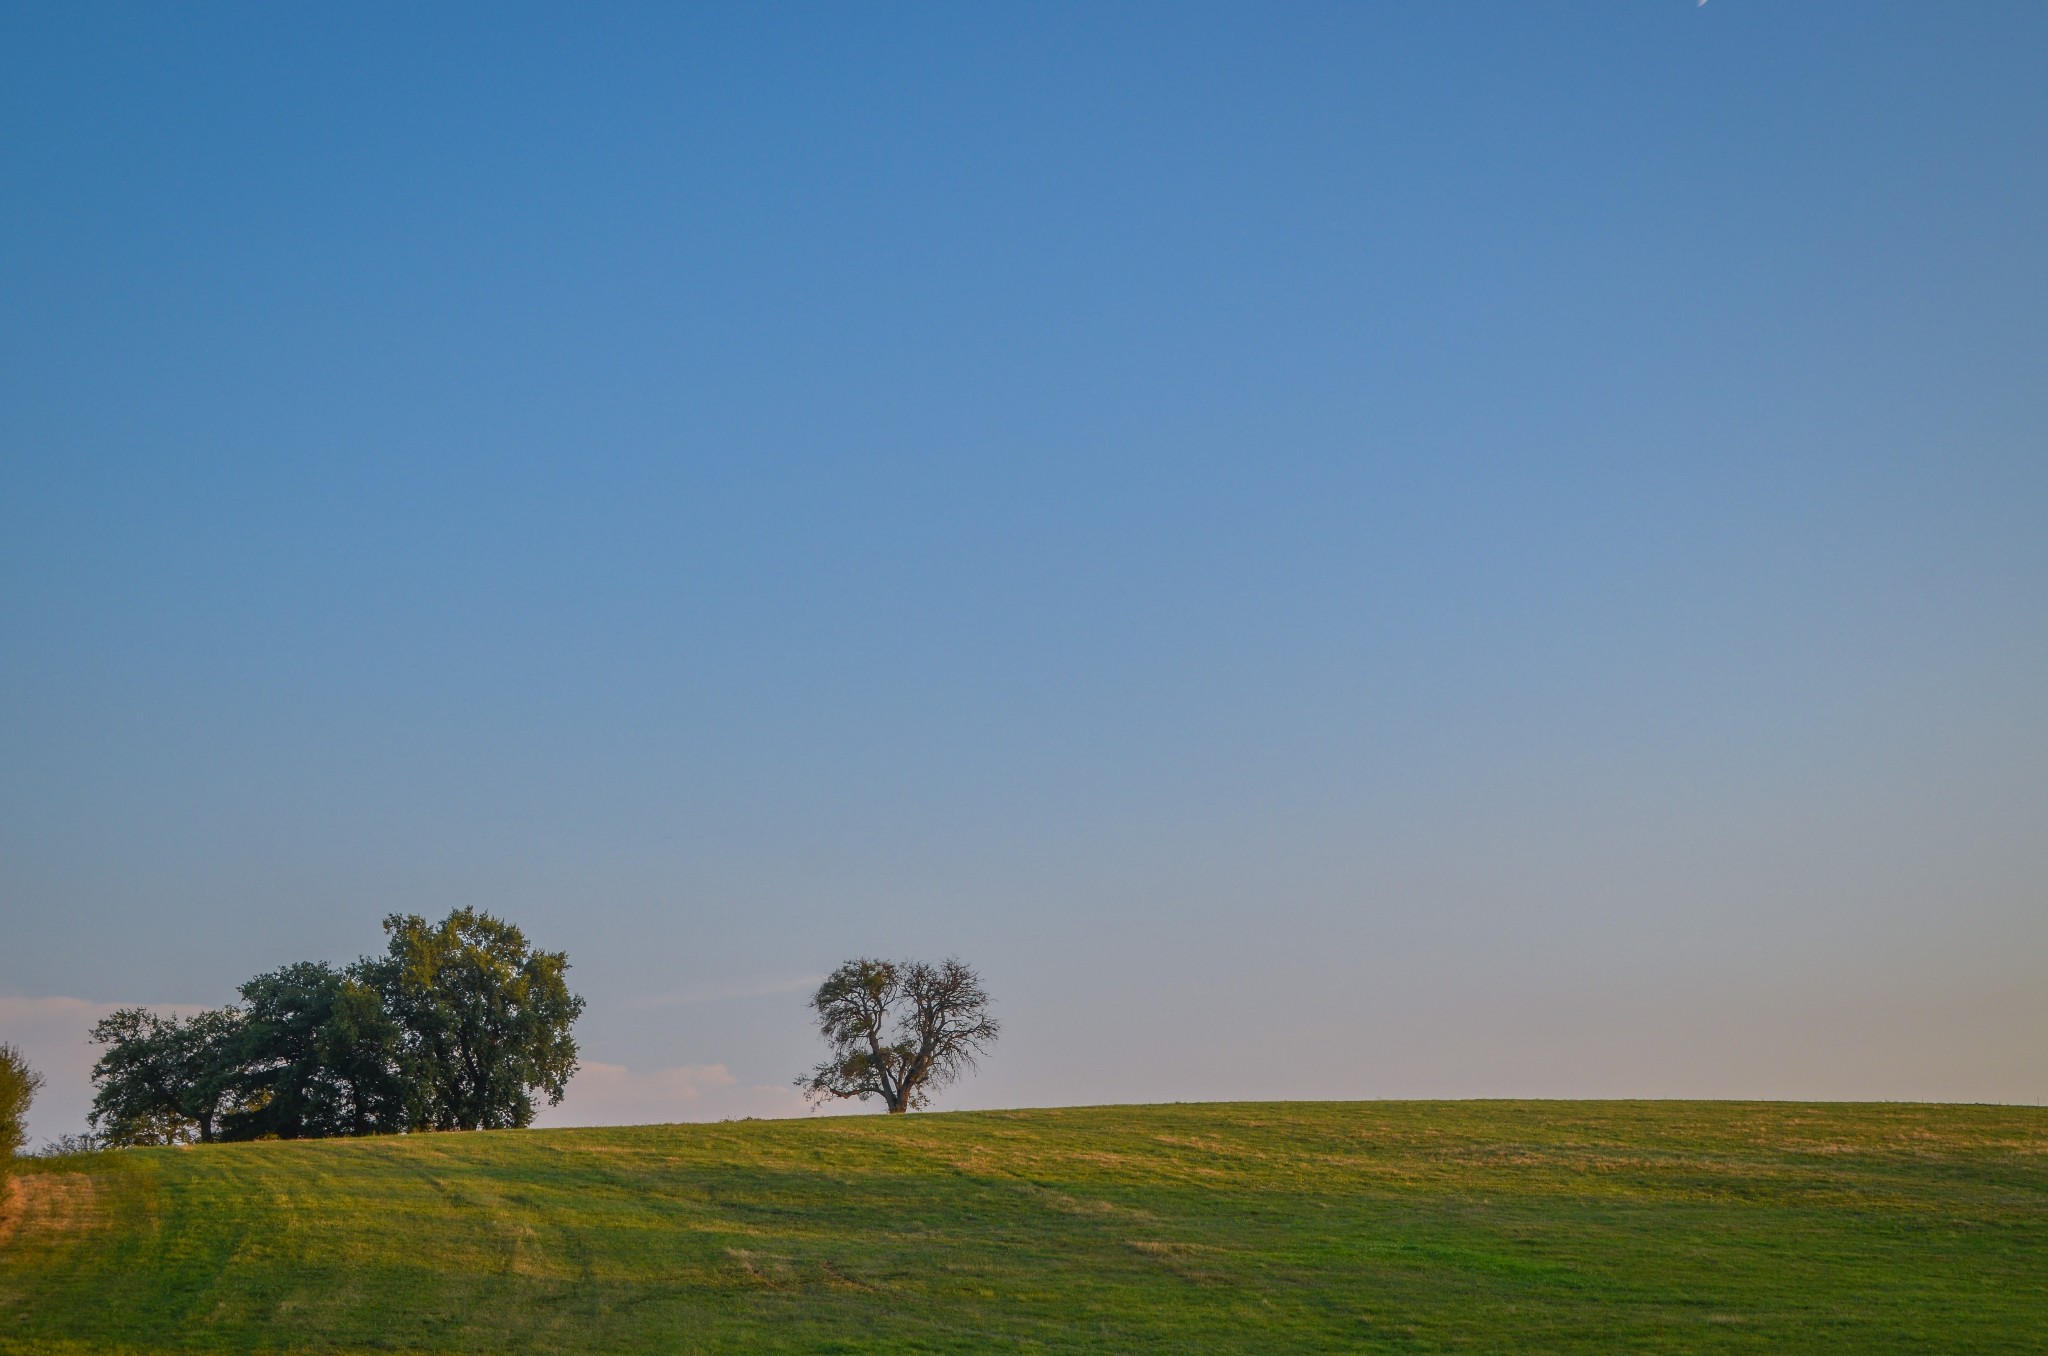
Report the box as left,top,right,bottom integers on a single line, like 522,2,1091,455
228,962,407,1140
365,909,586,1131
88,1007,244,1146
800,957,998,1114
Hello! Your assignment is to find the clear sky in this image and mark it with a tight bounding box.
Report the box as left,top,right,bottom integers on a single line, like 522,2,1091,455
3,2,2044,1140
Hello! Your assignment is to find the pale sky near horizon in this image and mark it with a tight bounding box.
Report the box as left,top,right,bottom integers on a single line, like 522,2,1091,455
3,3,2045,1143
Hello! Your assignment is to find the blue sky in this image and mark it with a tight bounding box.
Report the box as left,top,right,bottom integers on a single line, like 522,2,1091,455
3,2,2044,1136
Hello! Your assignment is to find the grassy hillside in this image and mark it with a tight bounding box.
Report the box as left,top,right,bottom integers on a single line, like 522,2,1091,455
1,1100,2043,1353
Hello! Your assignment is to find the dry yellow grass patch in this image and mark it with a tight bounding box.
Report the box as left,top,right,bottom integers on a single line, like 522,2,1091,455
0,1174,101,1247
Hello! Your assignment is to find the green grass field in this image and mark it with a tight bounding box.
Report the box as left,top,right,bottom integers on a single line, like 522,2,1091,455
2,1100,2043,1353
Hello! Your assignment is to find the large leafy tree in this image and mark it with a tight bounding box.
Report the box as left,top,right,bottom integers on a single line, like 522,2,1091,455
88,1007,245,1145
0,1042,44,1165
225,963,407,1140
323,968,413,1133
364,909,585,1131
800,957,999,1113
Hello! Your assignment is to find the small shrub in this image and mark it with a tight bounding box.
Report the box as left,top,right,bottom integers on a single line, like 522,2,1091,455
32,1132,101,1158
0,1042,45,1168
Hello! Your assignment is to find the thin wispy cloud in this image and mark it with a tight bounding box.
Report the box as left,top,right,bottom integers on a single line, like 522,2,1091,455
533,1061,831,1126
628,976,825,1010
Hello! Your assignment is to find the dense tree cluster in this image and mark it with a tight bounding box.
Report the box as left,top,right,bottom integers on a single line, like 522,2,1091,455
88,910,584,1146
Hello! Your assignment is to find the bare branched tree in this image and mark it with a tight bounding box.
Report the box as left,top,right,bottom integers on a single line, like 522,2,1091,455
799,957,999,1113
